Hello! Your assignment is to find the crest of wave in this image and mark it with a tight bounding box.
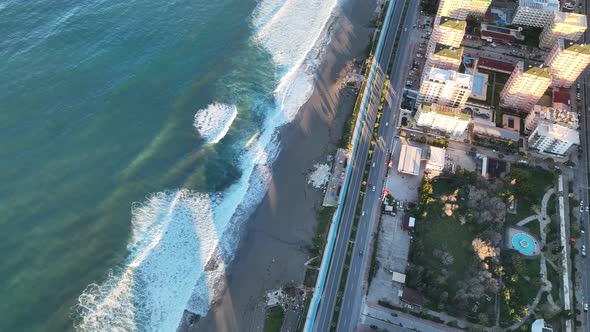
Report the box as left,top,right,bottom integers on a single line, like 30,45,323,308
74,190,222,332
251,0,338,122
193,103,238,144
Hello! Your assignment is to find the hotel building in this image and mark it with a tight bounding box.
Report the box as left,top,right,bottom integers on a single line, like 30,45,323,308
500,61,552,112
427,17,466,56
540,12,587,49
525,105,579,156
437,0,492,19
424,44,463,71
415,103,471,136
418,67,473,108
511,0,560,28
544,39,590,88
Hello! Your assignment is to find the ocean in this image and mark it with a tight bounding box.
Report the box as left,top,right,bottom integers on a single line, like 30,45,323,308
0,0,337,331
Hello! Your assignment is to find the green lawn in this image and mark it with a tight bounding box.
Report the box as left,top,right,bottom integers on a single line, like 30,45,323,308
264,306,285,332
546,263,560,301
527,219,541,240
507,166,556,225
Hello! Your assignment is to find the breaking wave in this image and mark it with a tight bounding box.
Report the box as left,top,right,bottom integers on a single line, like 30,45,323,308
193,103,238,144
74,0,339,330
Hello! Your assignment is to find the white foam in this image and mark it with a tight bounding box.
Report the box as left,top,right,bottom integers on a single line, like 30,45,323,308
193,103,238,144
75,0,341,329
253,0,338,122
307,163,330,188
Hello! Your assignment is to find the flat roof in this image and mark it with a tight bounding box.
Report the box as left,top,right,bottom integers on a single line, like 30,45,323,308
392,272,406,283
474,122,521,141
482,30,515,42
553,89,571,105
536,122,580,144
477,56,515,74
555,11,587,28
522,61,551,79
428,146,446,166
398,145,422,176
433,44,463,60
563,40,590,56
439,16,467,31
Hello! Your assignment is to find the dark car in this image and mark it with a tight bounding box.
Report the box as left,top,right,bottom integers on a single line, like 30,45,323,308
370,325,378,330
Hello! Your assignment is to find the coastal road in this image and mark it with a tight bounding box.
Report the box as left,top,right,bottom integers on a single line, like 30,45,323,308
576,0,590,330
335,0,419,331
310,0,407,330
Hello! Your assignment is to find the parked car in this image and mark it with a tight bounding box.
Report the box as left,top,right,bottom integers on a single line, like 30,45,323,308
582,245,586,257
585,303,589,312
577,93,581,100
581,205,585,213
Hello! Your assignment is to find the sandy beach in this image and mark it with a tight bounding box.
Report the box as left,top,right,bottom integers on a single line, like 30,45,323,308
183,0,376,330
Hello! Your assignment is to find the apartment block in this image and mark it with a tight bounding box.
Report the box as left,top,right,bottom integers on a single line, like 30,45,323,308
418,67,473,108
500,61,552,112
528,123,579,156
424,44,463,71
544,39,590,88
525,105,579,156
511,0,560,28
437,0,492,19
415,103,471,136
540,12,587,49
427,17,466,55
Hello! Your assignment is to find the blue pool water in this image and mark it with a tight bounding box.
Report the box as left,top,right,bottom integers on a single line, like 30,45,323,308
512,233,537,256
472,74,485,96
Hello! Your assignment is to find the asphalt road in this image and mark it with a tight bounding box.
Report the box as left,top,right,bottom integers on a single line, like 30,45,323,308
310,0,406,330
577,0,590,330
335,1,420,331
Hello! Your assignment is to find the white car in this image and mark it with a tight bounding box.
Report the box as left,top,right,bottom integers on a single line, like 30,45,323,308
585,303,589,312
582,245,587,257
372,185,376,192
586,206,589,213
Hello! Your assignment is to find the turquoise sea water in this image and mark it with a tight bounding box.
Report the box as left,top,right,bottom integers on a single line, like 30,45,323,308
0,0,279,330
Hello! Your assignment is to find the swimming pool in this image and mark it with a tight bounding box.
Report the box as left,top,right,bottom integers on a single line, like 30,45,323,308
472,74,485,96
511,233,537,256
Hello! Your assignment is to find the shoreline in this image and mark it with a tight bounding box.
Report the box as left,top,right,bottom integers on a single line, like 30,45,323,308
182,0,377,330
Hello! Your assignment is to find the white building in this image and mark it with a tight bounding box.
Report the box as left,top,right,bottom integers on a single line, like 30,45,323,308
426,146,446,172
418,67,473,108
398,145,422,176
528,122,579,156
415,103,471,136
500,61,552,112
437,0,492,19
524,105,578,134
427,16,466,55
525,105,578,156
540,12,587,49
544,39,590,88
511,0,560,28
425,44,463,71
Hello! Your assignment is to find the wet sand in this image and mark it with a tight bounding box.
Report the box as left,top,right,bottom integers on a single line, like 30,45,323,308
183,0,377,330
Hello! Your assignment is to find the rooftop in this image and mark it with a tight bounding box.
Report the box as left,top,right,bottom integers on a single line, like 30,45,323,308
477,56,515,73
439,16,467,31
427,146,446,166
554,11,587,27
532,105,579,127
433,44,463,60
401,288,425,307
563,40,590,56
474,122,521,141
425,67,473,87
522,61,551,79
518,0,560,11
536,122,580,144
398,145,422,176
552,89,571,105
421,103,471,121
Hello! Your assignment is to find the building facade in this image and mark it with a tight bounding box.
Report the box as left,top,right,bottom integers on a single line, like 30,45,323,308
415,103,471,136
528,123,579,156
500,61,552,112
540,12,587,49
511,0,560,28
418,67,473,108
525,105,579,156
427,16,466,56
424,44,463,71
437,0,492,19
543,39,590,88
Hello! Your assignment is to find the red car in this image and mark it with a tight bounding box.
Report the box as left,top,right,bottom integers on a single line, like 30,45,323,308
340,171,345,180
